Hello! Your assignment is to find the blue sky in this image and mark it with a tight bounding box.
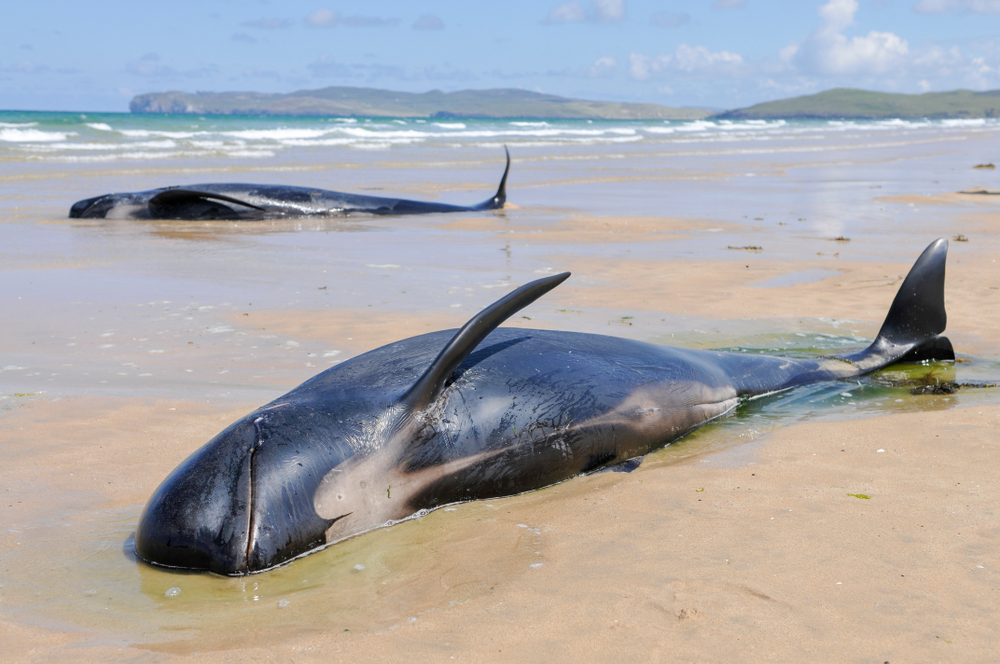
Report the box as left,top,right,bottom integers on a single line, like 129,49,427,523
4,0,1000,112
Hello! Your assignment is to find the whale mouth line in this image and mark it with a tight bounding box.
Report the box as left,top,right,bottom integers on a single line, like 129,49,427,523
245,416,268,573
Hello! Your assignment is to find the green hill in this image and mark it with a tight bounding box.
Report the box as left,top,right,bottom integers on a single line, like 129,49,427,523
129,87,711,120
716,88,1000,120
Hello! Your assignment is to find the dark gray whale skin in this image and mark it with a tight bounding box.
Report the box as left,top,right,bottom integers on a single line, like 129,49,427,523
134,239,955,575
69,149,509,220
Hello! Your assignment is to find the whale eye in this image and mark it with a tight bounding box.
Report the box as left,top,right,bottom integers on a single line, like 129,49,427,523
360,481,367,489
337,494,343,500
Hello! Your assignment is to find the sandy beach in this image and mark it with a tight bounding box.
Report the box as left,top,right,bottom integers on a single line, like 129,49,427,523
2,119,1000,662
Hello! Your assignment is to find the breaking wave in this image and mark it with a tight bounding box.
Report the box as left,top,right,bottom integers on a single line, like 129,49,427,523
1,110,996,163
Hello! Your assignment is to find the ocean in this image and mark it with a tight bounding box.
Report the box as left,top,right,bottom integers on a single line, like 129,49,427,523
2,110,997,162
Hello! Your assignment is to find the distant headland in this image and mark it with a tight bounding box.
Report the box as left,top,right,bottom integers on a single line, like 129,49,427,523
128,87,711,120
715,87,1000,120
129,86,1000,121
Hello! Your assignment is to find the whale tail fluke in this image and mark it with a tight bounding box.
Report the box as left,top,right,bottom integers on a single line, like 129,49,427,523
841,238,955,372
472,146,510,211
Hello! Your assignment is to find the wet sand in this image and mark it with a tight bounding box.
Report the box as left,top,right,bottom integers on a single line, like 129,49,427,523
2,131,1000,662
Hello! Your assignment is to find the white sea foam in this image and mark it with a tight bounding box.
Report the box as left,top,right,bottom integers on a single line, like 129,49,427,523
222,128,334,140
27,139,177,151
0,128,76,142
119,129,203,139
941,118,989,128
675,120,718,132
3,113,996,163
283,137,423,147
35,148,275,163
20,142,118,151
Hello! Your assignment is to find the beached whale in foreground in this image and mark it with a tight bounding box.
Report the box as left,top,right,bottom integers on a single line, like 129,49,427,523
135,239,955,575
69,149,509,220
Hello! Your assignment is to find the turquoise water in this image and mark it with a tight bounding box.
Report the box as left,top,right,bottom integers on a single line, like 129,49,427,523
3,110,998,163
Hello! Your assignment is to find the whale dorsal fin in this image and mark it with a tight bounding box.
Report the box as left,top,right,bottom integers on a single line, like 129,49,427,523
471,146,510,211
149,189,267,212
402,271,570,411
840,238,954,371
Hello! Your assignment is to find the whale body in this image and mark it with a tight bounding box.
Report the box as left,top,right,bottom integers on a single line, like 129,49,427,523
69,149,509,220
135,239,955,575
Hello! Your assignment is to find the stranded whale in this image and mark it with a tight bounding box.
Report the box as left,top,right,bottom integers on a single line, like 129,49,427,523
69,149,509,220
135,239,955,575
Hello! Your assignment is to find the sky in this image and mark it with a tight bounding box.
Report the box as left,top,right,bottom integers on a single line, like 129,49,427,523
4,0,1000,113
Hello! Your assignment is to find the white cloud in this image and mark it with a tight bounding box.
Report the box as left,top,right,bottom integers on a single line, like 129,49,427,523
306,9,339,27
767,0,1000,92
913,0,1000,13
542,0,625,24
628,54,658,80
594,0,625,21
544,1,587,23
912,44,964,69
819,0,857,26
911,44,996,86
629,45,745,80
588,56,617,77
782,0,909,75
675,44,745,71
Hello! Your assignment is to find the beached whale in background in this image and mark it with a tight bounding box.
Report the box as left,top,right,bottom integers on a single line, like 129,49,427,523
135,239,955,575
69,149,509,220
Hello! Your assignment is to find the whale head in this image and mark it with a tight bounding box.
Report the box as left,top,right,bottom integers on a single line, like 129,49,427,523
133,272,570,575
69,194,116,218
134,403,360,575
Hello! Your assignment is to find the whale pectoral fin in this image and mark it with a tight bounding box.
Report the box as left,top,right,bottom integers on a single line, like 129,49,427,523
590,456,645,474
841,238,955,372
148,189,267,219
401,271,570,411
